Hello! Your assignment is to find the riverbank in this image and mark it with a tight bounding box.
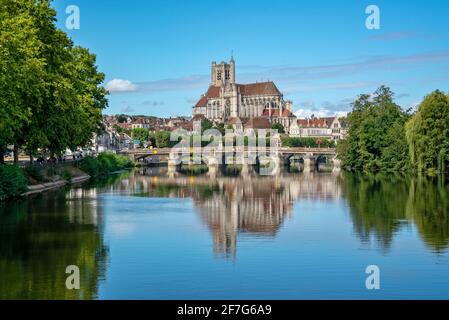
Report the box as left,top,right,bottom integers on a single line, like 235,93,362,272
0,152,135,201
21,175,91,197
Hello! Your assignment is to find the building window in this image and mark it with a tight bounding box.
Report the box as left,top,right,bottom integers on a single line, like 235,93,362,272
217,71,222,81
225,69,230,80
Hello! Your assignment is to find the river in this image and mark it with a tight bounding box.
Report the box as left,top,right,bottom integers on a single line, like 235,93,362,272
0,167,448,299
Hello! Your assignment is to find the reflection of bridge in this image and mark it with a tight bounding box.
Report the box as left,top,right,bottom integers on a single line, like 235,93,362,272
121,147,339,173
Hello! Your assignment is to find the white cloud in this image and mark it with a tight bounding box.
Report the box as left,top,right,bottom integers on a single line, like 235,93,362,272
142,100,165,106
106,79,138,93
121,105,135,113
294,108,348,119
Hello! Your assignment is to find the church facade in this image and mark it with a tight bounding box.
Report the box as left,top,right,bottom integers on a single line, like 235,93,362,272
192,57,296,131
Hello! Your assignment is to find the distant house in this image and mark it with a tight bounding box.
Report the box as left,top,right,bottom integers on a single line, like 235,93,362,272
289,116,348,141
131,118,151,129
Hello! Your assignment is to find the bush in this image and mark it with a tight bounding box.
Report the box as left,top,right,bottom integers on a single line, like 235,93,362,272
0,165,27,201
46,166,58,177
62,168,73,181
79,156,100,177
281,136,336,148
24,166,44,182
79,152,134,177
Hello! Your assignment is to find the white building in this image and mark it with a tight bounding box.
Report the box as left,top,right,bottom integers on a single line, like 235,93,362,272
289,117,348,141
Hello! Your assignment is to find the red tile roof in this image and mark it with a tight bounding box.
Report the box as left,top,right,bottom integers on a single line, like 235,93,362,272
245,117,272,129
192,114,205,121
297,117,335,128
227,117,249,125
238,81,281,96
194,86,221,107
194,82,282,108
262,108,295,117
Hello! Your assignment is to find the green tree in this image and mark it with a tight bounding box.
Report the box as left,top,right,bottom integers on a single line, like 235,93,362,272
117,115,128,123
405,90,449,174
271,123,285,134
0,0,46,164
132,128,153,147
201,119,214,133
155,131,171,148
0,0,108,163
339,86,411,172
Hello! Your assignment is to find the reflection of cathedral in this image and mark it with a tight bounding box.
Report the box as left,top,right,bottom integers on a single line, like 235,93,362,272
194,176,341,259
125,171,342,259
195,179,292,259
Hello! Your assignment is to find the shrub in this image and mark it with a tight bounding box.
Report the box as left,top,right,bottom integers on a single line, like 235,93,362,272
62,168,73,181
0,165,27,201
281,136,336,148
79,156,100,176
46,166,58,177
79,153,134,177
24,166,44,182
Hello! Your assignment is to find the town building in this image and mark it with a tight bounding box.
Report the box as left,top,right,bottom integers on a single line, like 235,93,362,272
289,117,348,141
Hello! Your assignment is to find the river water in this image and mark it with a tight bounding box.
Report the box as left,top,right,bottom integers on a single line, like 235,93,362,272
1,168,448,299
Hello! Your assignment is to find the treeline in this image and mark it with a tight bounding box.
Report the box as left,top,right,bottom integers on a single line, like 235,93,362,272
0,0,108,164
131,129,174,148
281,137,336,148
79,153,134,177
337,86,449,174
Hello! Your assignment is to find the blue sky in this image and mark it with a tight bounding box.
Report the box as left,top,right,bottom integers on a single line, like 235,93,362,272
53,0,449,118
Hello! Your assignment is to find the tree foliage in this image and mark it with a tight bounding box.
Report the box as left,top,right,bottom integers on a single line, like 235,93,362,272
271,123,285,134
338,86,411,173
0,0,108,163
405,90,449,174
281,136,335,148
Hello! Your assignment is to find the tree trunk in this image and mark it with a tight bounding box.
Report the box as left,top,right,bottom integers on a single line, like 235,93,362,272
29,151,34,165
14,145,19,165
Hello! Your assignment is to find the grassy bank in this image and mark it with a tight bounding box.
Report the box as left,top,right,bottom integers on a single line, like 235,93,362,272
25,165,86,185
0,152,134,201
78,152,134,177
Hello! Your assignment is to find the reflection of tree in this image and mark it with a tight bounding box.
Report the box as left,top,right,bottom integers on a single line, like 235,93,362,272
342,173,449,253
340,173,410,250
0,189,108,299
407,177,449,252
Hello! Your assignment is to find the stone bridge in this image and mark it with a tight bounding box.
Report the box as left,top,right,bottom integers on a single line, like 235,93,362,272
120,147,340,173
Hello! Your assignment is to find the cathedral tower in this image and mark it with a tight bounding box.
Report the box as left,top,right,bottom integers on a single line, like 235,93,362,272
211,57,235,86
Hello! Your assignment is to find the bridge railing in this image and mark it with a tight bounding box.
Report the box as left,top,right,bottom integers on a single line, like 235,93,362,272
124,147,336,155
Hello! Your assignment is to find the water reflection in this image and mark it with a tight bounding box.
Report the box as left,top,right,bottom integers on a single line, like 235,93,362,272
339,174,449,253
118,170,338,258
123,169,449,257
0,169,448,299
0,186,108,300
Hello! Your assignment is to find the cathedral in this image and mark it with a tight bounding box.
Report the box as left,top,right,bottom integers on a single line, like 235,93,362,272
192,57,296,131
